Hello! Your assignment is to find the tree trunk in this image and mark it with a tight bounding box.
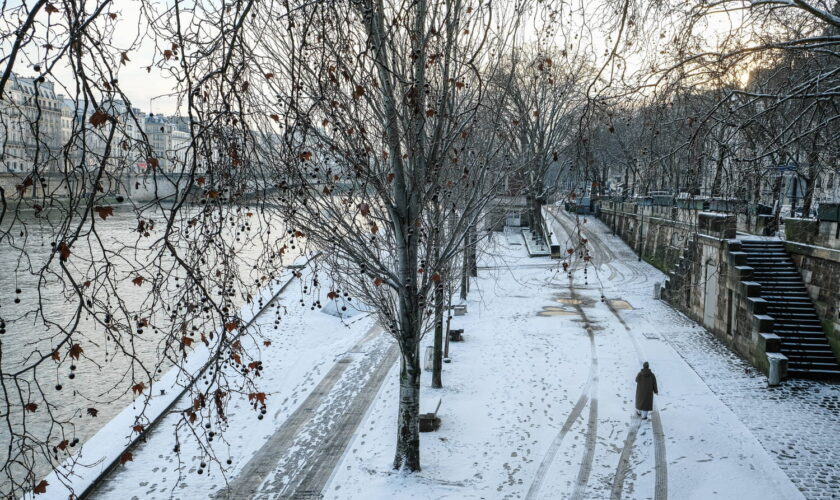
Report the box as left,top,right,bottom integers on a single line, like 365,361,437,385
444,285,452,359
711,143,725,197
801,149,819,218
432,281,443,388
460,230,469,300
623,163,630,198
394,343,421,471
801,174,815,218
468,223,477,278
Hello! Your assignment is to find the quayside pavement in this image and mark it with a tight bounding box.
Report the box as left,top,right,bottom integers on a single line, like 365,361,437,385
87,209,839,500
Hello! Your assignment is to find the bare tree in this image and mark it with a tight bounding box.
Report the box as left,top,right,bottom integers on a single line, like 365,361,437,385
243,0,530,471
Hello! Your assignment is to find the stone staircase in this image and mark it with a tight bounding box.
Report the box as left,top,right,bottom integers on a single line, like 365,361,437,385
662,235,697,305
737,240,840,379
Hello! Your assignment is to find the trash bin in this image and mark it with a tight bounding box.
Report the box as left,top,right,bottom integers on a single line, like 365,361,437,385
767,353,788,386
653,282,661,299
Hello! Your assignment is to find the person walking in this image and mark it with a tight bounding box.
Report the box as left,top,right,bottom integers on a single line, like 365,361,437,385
635,361,658,419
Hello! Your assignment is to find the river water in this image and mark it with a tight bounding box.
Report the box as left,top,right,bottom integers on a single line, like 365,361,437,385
0,204,298,495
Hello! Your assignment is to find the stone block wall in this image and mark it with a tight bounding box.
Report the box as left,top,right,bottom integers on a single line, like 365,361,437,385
787,241,840,362
598,200,787,373
598,201,700,273
785,218,840,250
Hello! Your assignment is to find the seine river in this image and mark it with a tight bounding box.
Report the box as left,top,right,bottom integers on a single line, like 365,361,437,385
0,204,297,495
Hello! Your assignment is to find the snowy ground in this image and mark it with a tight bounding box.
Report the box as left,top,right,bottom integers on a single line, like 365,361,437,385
325,208,821,500
79,264,385,500
76,208,840,500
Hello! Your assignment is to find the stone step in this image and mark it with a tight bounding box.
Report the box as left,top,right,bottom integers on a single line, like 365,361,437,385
787,368,840,380
774,328,827,336
773,323,824,330
765,297,812,304
788,363,840,376
765,303,815,310
782,345,836,354
773,315,822,322
760,286,808,292
768,306,819,312
773,310,821,317
781,342,835,352
781,332,833,340
740,240,786,246
761,289,809,296
774,322,824,331
741,247,787,252
788,361,840,372
771,314,821,321
783,353,838,363
779,339,833,350
750,275,805,289
763,294,810,299
766,305,817,313
764,297,812,304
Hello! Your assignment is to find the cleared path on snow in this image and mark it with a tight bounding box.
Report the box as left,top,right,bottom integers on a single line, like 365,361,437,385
214,324,397,499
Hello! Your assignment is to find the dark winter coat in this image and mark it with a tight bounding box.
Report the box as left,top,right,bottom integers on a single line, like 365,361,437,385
635,368,658,412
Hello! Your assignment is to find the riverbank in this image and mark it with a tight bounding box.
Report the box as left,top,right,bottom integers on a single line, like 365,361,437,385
58,212,840,499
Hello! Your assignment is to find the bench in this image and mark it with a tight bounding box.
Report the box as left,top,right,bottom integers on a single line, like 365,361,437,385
449,328,464,342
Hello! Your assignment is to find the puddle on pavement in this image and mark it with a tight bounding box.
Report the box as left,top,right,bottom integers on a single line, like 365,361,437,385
608,299,634,310
555,297,584,306
554,294,596,308
537,306,577,317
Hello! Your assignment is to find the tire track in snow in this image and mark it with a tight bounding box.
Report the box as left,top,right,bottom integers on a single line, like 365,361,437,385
281,342,400,499
570,390,598,500
569,290,600,500
605,299,668,500
610,415,642,500
557,208,666,499
651,410,668,500
213,323,386,499
526,283,599,500
524,376,590,500
549,208,628,287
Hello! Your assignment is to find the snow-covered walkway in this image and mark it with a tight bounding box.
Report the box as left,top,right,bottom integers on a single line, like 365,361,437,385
85,208,840,500
326,208,823,500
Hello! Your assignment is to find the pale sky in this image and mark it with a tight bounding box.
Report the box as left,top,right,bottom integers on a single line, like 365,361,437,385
1,0,750,115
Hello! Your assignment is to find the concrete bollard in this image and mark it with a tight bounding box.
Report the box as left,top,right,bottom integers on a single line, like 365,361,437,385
767,353,788,386
653,281,662,299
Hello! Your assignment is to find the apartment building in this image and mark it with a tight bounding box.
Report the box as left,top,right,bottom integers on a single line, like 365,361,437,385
0,74,63,173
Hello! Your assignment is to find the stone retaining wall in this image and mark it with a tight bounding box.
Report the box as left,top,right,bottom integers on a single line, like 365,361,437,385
597,200,830,373
786,241,840,361
0,172,192,203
